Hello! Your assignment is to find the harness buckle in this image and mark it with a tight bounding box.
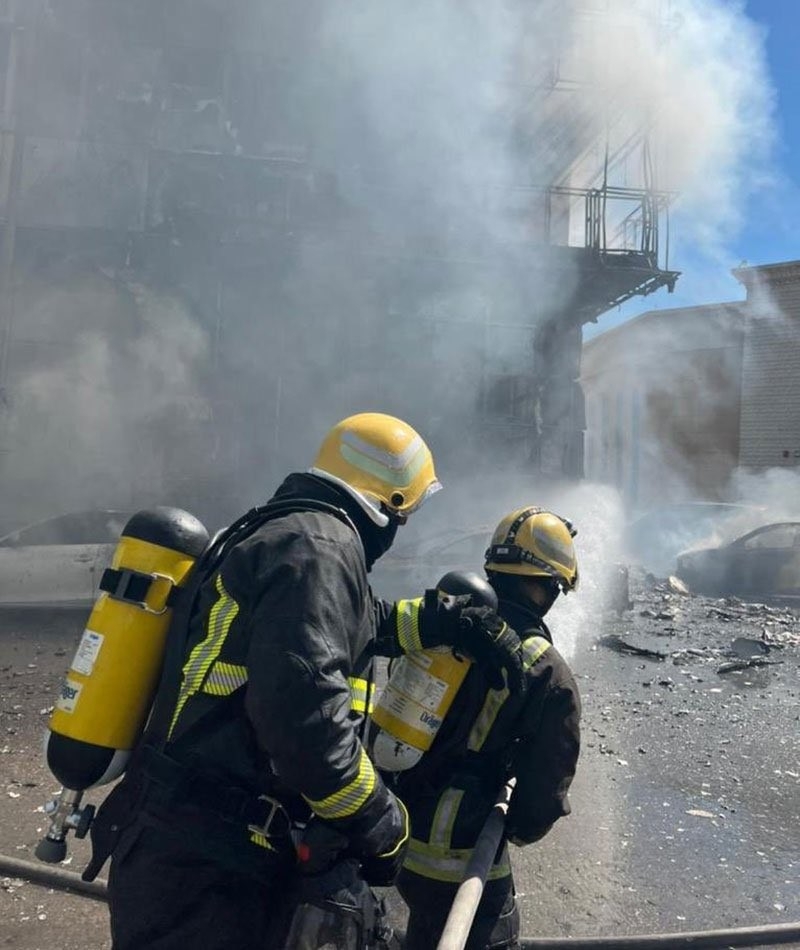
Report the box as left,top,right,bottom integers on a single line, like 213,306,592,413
247,794,291,839
100,567,174,615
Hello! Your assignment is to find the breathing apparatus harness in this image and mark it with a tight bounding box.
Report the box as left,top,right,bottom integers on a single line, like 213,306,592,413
138,498,397,948
83,497,364,882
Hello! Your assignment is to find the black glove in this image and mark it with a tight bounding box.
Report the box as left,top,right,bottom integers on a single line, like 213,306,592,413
295,819,349,875
453,606,526,694
302,790,410,887
358,796,409,887
417,588,471,649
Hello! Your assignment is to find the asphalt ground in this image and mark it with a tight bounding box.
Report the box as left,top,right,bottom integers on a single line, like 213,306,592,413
0,578,798,949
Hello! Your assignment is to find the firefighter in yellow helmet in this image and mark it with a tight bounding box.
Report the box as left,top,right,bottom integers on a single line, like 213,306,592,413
85,413,528,950
395,507,582,950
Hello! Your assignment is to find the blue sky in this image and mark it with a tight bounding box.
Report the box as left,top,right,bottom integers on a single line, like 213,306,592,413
737,0,800,265
589,0,799,337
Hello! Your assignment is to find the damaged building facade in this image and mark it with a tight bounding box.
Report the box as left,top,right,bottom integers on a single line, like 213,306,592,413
0,1,678,530
582,259,800,509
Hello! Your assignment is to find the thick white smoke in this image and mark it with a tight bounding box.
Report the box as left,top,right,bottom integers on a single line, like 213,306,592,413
5,278,210,527
577,0,772,241
577,0,775,305
0,0,779,534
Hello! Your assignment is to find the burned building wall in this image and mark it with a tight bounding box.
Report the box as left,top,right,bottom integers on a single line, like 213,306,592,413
0,1,773,531
0,0,584,531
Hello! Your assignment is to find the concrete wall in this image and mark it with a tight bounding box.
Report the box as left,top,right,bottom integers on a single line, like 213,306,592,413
581,303,745,509
582,260,800,512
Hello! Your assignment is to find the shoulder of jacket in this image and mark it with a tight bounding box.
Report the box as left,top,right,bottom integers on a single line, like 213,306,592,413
248,508,356,542
519,633,553,672
520,633,575,681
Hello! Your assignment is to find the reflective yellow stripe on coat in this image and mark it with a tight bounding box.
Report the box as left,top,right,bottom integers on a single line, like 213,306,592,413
395,598,423,654
348,676,375,715
403,838,512,883
303,748,377,820
403,789,511,883
168,574,240,738
521,634,551,670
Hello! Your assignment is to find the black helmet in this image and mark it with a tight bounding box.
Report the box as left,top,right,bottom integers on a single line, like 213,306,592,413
436,570,498,610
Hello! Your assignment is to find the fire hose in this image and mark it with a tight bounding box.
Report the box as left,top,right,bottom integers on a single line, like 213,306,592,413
2,841,800,948
0,852,108,902
435,781,800,950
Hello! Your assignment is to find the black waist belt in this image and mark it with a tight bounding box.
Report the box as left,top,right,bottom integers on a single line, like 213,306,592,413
139,746,293,839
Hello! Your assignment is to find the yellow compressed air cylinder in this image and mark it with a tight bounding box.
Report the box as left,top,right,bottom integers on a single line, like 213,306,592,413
44,507,208,790
369,647,471,771
369,569,498,772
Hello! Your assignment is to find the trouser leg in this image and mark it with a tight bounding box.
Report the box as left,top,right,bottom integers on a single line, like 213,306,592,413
108,825,286,950
399,871,519,950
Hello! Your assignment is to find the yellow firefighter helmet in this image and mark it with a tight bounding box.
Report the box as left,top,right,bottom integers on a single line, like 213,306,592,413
310,412,441,524
485,506,578,592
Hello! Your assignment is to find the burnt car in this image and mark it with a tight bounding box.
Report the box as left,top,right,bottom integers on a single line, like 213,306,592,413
675,521,800,602
624,502,765,577
0,510,129,609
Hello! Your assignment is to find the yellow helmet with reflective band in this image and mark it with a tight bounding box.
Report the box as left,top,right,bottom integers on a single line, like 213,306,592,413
484,506,578,592
310,413,441,525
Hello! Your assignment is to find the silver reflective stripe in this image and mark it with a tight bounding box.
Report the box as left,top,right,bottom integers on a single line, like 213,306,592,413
403,837,511,883
341,430,424,471
467,684,510,752
430,788,463,849
203,661,248,696
521,635,551,671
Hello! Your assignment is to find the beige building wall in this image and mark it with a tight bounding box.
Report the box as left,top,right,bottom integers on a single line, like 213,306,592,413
581,303,745,509
734,261,800,471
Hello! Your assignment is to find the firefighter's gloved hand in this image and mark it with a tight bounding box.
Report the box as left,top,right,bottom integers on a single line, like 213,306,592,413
296,819,349,875
453,606,526,693
416,588,472,649
358,797,409,887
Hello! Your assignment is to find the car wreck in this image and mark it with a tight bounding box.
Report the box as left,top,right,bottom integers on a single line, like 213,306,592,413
676,521,800,603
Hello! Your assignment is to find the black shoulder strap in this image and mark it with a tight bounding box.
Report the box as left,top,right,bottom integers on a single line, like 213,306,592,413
143,498,355,751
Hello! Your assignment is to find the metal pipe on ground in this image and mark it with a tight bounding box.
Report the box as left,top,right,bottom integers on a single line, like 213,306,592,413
1,852,799,948
0,853,108,903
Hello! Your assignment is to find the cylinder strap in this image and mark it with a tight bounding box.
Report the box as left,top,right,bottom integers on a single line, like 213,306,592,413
99,567,178,614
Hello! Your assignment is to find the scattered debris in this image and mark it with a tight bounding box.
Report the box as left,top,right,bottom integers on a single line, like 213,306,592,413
608,563,634,615
716,657,782,675
668,576,690,595
728,637,770,659
598,634,667,660
707,606,735,621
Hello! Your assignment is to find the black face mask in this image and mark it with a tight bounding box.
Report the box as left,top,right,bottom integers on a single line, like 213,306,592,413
535,580,561,617
364,518,398,567
490,573,560,618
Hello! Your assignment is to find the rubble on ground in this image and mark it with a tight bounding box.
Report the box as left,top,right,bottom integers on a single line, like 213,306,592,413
597,568,800,677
